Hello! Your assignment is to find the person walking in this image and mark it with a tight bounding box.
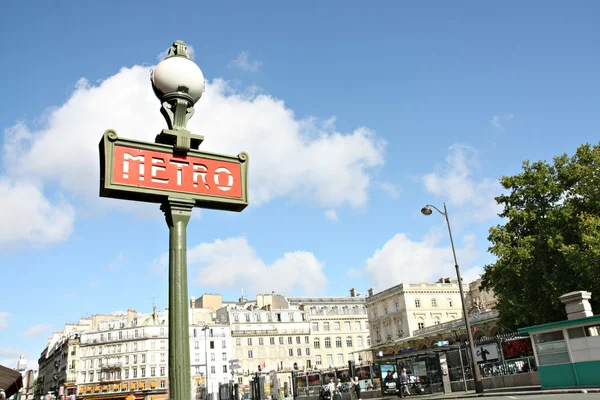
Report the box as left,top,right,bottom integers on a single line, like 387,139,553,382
399,369,410,398
353,377,361,400
349,378,357,400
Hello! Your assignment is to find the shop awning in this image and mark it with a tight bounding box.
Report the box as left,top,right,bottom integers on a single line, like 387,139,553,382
0,364,23,398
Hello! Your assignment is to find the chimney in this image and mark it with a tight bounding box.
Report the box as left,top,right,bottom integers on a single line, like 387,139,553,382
350,288,356,297
559,291,594,320
367,288,374,297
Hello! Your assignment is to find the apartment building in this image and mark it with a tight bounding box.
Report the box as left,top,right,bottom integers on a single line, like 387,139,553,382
288,288,372,369
210,293,310,387
36,318,95,398
365,278,463,348
74,306,233,400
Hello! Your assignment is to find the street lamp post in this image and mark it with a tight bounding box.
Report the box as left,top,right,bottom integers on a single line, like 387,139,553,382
421,203,484,394
99,40,249,400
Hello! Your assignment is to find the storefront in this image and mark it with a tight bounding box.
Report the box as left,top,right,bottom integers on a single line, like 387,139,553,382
376,351,443,396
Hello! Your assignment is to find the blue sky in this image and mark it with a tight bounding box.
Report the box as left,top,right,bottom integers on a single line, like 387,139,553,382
1,1,599,368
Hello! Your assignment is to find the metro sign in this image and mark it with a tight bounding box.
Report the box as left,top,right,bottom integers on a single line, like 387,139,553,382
99,129,249,211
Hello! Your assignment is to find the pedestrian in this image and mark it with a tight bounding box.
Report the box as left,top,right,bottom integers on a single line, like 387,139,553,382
349,378,357,400
399,369,410,398
353,377,361,400
0,391,5,400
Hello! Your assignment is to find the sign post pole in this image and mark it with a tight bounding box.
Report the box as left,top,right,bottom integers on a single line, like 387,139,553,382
162,197,195,400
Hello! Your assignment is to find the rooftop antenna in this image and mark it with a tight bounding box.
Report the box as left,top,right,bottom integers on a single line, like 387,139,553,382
150,296,157,309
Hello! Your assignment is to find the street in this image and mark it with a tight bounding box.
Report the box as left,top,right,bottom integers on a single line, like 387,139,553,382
459,395,599,400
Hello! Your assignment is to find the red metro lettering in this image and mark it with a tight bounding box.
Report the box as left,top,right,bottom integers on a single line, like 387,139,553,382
113,146,242,199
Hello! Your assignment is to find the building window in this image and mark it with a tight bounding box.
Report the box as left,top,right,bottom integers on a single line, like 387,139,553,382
418,322,425,329
448,299,453,307
141,368,146,378
133,368,137,378
324,322,330,331
312,322,319,332
223,365,227,373
142,354,146,363
210,341,215,349
222,352,227,361
337,354,344,365
395,302,400,312
305,348,311,356
357,336,363,347
335,337,342,348
289,313,295,321
325,337,331,348
195,341,200,349
161,353,165,363
431,298,437,307
314,338,320,349
236,338,241,346
211,366,215,374
315,355,322,365
151,367,156,377
259,338,264,345
296,336,301,344
248,350,254,358
270,337,275,345
248,338,252,346
211,353,215,361
245,314,250,322
334,322,340,331
195,353,200,362
279,337,284,345
255,313,261,322
160,381,166,389
160,367,165,376
289,349,293,356
234,314,239,322
434,318,440,325
384,306,388,315
222,340,226,348
355,322,361,330
415,299,421,308
326,354,333,366
367,336,371,346
288,337,293,345
345,322,351,331
346,337,353,347
297,348,302,356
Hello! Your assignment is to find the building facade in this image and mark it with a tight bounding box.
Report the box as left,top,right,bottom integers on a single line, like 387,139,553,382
213,293,310,388
288,288,372,369
366,278,464,349
76,307,233,400
36,319,94,399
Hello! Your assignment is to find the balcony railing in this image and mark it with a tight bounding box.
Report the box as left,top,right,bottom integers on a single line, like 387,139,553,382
100,362,123,370
412,310,500,336
81,332,167,345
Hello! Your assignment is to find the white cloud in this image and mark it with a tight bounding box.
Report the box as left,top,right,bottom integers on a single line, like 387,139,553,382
422,144,502,222
491,113,514,130
1,65,385,248
0,312,11,330
108,251,126,270
154,236,328,295
364,230,481,291
24,324,52,338
0,179,75,250
229,51,262,72
324,209,338,222
376,182,400,198
347,268,362,278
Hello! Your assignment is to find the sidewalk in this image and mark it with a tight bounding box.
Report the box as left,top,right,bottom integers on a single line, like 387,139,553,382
368,386,600,399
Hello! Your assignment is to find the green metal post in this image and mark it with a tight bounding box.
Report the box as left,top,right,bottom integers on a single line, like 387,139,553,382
161,197,195,400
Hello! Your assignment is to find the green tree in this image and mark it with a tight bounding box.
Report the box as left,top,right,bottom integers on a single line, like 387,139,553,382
481,142,600,331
